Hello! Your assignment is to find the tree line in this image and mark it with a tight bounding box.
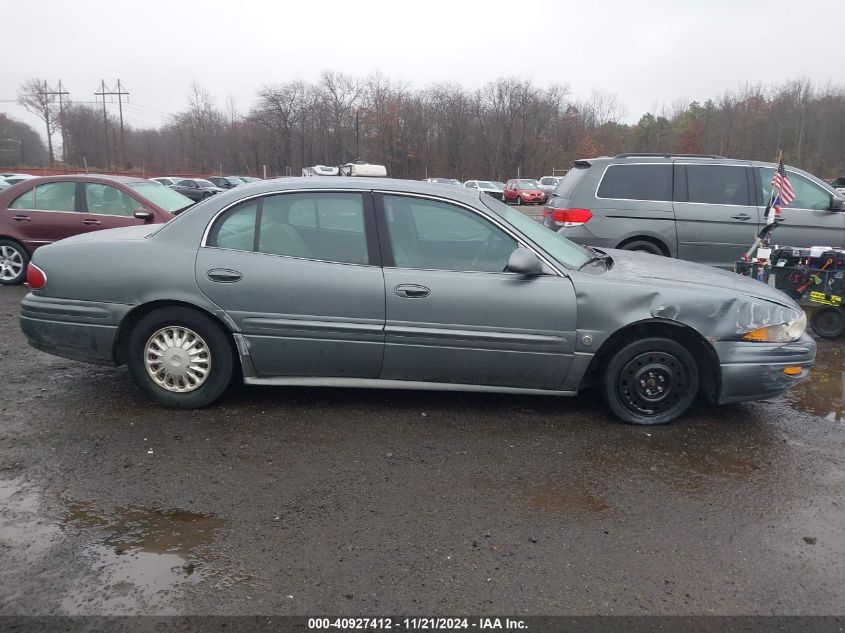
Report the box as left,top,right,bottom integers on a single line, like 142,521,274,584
8,73,845,180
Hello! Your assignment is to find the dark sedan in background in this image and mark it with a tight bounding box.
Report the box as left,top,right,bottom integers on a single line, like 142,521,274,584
172,178,225,201
0,175,191,285
208,176,244,189
19,178,813,425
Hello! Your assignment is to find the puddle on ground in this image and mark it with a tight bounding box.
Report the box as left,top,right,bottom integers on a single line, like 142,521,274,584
60,502,228,614
581,421,773,495
786,341,845,422
525,479,610,515
0,477,60,554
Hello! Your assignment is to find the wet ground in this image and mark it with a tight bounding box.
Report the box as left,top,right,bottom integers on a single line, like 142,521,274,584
0,284,843,616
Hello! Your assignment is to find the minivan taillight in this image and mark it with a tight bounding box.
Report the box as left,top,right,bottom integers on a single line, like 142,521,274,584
26,263,47,290
549,208,592,227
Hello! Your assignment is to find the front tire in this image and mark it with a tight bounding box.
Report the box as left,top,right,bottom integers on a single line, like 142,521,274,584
810,307,845,339
0,239,29,286
127,306,233,408
602,337,699,425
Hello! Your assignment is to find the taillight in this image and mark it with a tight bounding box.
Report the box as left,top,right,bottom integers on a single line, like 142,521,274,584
549,208,592,227
26,263,47,290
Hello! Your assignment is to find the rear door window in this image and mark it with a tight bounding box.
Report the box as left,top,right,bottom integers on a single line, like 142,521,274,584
596,164,673,202
10,182,76,211
685,165,750,206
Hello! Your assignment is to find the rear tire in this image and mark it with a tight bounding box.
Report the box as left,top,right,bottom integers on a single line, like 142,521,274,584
810,307,845,339
602,337,699,425
620,239,665,256
127,306,233,408
0,239,29,286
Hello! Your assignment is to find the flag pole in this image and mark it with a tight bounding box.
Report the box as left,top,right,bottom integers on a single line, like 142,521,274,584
744,149,782,259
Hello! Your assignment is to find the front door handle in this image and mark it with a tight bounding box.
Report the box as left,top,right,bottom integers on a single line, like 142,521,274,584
394,284,430,298
730,214,751,221
207,268,242,283
82,218,102,226
13,215,31,222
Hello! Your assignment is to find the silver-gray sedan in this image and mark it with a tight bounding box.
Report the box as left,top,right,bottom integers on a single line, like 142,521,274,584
19,178,815,424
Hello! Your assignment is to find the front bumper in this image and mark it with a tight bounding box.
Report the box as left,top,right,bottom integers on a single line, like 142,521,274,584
714,332,816,405
19,293,132,366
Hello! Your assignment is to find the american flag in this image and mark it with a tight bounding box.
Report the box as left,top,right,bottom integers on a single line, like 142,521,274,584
770,157,795,216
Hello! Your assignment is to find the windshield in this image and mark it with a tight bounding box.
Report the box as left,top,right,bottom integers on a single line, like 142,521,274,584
130,182,194,213
482,196,591,269
517,181,539,190
477,181,497,189
194,179,216,188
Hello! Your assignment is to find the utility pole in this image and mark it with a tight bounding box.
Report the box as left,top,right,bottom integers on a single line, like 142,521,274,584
95,80,110,169
94,80,130,169
44,80,69,164
116,79,129,168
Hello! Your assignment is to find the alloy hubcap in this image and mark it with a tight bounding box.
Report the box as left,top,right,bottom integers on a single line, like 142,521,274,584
0,245,24,281
618,351,687,417
144,326,211,393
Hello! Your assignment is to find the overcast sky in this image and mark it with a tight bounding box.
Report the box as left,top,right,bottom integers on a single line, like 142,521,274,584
1,0,840,138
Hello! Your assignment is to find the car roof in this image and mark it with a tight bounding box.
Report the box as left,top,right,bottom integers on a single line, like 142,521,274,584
15,174,154,185
247,177,483,201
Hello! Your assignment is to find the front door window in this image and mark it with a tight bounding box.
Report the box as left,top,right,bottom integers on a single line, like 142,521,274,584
382,195,516,272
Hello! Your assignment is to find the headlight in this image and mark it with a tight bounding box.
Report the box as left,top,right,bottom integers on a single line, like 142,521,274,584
743,311,806,342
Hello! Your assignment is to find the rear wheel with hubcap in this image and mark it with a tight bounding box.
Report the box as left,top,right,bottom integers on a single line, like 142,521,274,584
127,306,233,408
603,337,699,425
0,239,29,285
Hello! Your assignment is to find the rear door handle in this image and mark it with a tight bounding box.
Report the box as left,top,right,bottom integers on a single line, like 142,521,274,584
13,215,31,222
394,284,430,298
207,268,242,283
730,214,751,221
82,218,102,226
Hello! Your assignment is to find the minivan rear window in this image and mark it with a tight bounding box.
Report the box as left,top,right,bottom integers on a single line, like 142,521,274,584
597,164,673,202
553,166,588,199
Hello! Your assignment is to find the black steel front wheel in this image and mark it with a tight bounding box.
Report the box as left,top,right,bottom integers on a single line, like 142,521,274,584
603,337,699,425
810,307,845,339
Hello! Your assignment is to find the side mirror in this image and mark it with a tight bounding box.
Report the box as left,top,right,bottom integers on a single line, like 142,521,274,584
831,196,845,212
134,209,154,221
506,247,544,276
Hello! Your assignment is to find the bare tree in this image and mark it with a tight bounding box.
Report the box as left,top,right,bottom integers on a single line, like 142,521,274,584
17,78,59,166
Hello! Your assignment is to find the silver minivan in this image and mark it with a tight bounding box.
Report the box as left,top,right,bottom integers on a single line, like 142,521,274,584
545,153,845,268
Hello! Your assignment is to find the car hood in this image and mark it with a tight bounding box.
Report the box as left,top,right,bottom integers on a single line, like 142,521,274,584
599,248,799,310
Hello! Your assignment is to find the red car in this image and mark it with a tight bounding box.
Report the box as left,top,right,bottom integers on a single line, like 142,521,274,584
502,179,546,205
0,174,193,285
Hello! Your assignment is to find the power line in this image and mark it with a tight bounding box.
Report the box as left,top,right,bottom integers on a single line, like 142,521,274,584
95,79,129,167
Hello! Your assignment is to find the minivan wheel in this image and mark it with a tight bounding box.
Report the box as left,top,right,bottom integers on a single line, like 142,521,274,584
127,306,233,408
810,307,845,339
621,240,664,256
0,239,29,286
603,337,699,425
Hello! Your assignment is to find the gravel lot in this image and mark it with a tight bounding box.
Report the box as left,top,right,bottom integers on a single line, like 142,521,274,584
0,283,843,617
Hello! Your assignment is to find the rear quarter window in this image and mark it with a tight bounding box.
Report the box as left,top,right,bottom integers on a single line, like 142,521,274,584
597,164,673,202
552,166,588,199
